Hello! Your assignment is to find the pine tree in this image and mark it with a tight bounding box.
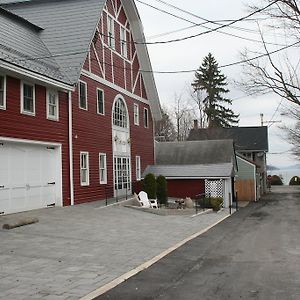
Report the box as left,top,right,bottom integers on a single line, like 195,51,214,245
192,53,239,128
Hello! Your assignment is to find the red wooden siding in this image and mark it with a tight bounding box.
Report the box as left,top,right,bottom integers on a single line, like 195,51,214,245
0,76,71,205
82,1,149,101
72,74,154,204
166,179,205,199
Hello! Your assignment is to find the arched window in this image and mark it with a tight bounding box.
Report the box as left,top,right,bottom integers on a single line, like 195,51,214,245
113,98,128,128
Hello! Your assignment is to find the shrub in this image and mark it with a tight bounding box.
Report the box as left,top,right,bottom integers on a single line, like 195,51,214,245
289,176,300,185
198,197,212,209
143,173,157,199
210,197,223,211
271,175,283,185
156,175,168,205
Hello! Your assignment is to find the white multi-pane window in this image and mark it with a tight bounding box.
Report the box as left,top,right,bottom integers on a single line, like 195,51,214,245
107,15,115,49
136,156,141,181
0,75,6,109
99,153,107,184
21,82,35,115
79,81,87,110
120,26,127,58
80,152,89,186
47,90,59,120
144,108,149,128
97,88,105,115
113,98,128,128
134,103,139,126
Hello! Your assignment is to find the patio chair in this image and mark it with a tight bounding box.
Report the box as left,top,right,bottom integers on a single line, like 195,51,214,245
138,191,151,208
138,191,158,208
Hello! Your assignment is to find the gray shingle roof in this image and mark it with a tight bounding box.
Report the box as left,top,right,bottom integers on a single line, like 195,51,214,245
155,140,236,165
1,0,105,84
143,163,234,179
0,7,67,83
0,0,162,119
187,126,269,152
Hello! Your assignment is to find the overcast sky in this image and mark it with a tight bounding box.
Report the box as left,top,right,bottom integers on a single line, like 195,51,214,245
135,0,297,168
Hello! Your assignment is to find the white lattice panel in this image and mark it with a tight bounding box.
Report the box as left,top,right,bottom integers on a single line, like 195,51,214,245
205,179,225,198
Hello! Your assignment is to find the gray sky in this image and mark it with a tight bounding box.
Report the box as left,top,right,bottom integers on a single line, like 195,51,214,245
135,0,297,168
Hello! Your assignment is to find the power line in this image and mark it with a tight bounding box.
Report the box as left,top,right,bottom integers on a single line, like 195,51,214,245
136,0,284,46
2,38,299,75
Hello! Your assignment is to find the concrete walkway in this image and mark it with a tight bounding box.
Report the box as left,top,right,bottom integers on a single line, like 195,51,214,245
0,201,232,300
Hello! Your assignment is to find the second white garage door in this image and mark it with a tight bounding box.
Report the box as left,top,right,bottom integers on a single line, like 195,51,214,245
0,140,62,215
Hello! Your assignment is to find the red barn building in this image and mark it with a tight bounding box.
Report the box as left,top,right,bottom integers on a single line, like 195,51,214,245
0,0,161,214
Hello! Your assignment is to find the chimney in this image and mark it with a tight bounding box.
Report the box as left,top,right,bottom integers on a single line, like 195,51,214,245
193,120,198,129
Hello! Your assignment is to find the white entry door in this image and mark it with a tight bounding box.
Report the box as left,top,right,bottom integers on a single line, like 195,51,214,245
0,141,61,215
114,156,131,197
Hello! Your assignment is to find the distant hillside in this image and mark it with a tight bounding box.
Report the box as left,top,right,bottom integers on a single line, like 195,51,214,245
267,165,279,171
281,164,300,170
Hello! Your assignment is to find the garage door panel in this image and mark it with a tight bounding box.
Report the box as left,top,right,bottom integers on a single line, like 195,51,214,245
10,146,26,187
0,141,61,215
11,187,27,211
0,146,9,186
42,185,56,206
0,189,10,214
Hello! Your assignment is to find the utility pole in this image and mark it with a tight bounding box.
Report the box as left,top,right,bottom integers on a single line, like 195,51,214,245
260,113,282,126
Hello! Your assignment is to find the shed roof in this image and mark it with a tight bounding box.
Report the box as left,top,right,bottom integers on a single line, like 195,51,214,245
187,126,269,152
143,163,235,179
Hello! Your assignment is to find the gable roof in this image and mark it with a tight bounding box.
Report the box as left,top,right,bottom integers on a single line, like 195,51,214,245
155,140,236,165
187,126,269,152
0,0,161,119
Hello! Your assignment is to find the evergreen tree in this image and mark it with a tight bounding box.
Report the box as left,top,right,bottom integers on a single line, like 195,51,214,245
192,53,239,128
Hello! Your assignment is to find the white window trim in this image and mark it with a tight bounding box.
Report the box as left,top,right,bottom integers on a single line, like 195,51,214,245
144,108,149,128
78,80,88,111
107,14,115,50
97,88,105,115
46,89,59,121
136,156,141,181
80,152,90,186
0,75,6,110
99,153,107,184
134,103,139,126
21,81,35,116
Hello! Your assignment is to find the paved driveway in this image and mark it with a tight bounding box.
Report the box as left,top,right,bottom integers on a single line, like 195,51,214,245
95,186,300,300
0,200,230,300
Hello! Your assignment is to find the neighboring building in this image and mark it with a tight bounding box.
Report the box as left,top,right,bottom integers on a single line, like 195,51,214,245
0,0,161,215
143,140,237,208
236,155,258,202
188,124,269,197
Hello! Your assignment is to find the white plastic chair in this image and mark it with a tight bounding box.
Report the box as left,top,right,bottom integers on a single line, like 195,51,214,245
138,191,151,208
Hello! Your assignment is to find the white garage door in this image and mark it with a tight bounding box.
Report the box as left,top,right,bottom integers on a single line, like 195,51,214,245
0,141,61,215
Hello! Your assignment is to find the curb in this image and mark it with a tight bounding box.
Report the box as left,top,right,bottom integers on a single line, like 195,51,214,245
79,213,231,300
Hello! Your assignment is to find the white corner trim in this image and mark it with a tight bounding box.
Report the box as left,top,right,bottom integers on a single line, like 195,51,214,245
68,91,74,206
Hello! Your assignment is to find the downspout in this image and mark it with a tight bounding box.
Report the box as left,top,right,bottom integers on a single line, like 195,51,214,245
68,91,74,206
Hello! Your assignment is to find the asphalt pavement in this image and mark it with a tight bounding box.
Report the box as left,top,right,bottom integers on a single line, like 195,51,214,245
95,186,300,300
0,197,230,300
